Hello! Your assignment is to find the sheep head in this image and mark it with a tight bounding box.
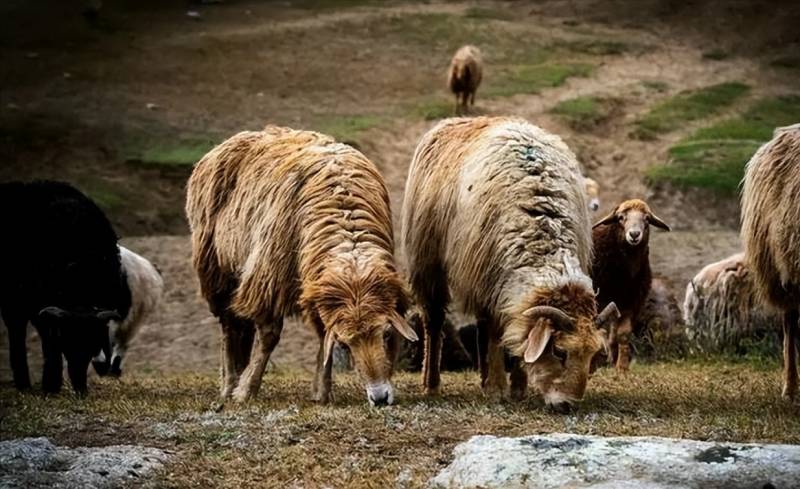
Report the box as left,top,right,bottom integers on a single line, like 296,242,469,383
593,199,670,247
507,283,620,412
302,265,415,406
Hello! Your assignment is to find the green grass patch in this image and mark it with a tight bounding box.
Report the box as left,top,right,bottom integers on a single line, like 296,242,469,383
550,95,619,130
633,82,750,139
314,114,384,141
123,135,217,167
642,80,669,93
560,39,630,55
410,99,454,121
77,179,125,210
463,7,514,21
702,49,729,61
646,94,800,195
485,63,594,98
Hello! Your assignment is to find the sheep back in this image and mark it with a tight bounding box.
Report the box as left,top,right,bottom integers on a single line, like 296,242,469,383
402,116,591,315
186,126,396,323
741,124,800,310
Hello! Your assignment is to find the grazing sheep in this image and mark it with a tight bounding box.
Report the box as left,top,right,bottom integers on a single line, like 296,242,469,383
186,125,416,405
740,123,800,400
584,177,600,212
92,246,164,377
0,181,130,395
448,45,483,114
591,199,671,371
684,252,781,354
402,116,619,411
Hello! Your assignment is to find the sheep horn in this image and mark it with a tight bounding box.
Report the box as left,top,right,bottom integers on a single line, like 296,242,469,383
95,310,122,322
596,302,621,329
38,306,70,319
522,305,575,331
648,212,671,231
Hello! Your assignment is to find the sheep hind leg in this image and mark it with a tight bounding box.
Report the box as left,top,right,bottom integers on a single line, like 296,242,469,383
782,308,799,401
232,317,283,403
4,312,31,391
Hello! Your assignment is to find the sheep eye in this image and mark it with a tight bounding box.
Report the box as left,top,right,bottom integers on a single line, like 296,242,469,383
553,346,567,365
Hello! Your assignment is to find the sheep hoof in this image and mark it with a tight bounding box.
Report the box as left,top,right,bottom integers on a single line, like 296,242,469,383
423,386,440,397
781,386,797,402
481,383,506,400
310,391,333,404
211,400,226,412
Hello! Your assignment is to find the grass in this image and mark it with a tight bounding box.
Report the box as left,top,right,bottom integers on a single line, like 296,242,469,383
560,39,631,56
76,179,125,210
463,7,515,21
1,360,797,488
633,82,750,140
123,136,217,167
410,99,454,121
550,96,619,130
642,80,669,93
485,63,594,98
702,49,729,61
646,94,800,194
313,114,384,141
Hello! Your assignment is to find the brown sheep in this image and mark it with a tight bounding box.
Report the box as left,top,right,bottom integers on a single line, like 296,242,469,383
402,116,619,411
186,125,416,406
741,123,800,400
591,199,671,371
448,45,483,115
684,252,781,354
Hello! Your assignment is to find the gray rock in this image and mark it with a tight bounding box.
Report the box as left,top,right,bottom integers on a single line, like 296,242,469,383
0,437,169,489
429,433,800,489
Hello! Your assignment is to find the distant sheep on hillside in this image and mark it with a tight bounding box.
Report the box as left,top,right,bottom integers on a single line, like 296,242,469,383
740,123,800,400
448,45,483,115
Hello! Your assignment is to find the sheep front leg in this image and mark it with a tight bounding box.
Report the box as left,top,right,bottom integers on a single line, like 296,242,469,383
232,318,283,403
5,316,31,391
422,306,445,396
482,318,507,398
782,308,799,401
614,316,633,372
311,318,334,404
40,329,63,394
509,358,528,401
218,323,239,400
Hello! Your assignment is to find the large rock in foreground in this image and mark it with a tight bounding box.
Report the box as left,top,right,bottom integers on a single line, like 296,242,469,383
0,437,169,488
429,433,800,489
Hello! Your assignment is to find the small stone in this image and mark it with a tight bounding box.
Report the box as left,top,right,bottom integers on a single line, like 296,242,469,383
63,72,72,79
145,103,159,110
186,10,201,19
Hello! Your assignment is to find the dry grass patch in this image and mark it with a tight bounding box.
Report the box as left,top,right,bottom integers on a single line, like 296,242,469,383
1,359,798,488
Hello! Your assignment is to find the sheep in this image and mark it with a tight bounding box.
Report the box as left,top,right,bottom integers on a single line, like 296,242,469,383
402,116,619,411
591,199,671,371
0,180,130,395
92,246,164,377
186,125,416,406
740,123,800,400
584,177,600,212
448,45,483,115
683,252,781,354
633,277,686,359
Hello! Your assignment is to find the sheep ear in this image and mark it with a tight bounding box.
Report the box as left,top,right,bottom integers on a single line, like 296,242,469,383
392,317,419,342
322,329,337,368
648,212,671,231
593,211,617,229
523,323,553,363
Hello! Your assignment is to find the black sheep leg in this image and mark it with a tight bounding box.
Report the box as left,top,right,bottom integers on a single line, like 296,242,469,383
4,312,31,391
39,326,63,394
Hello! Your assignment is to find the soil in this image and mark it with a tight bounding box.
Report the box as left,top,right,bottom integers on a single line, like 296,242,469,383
1,0,798,382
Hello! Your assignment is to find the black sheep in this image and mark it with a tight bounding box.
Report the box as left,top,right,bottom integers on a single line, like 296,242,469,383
591,199,670,371
0,181,131,395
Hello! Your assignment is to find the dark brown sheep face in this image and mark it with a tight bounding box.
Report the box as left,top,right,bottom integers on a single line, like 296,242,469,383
521,303,619,411
594,199,671,247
